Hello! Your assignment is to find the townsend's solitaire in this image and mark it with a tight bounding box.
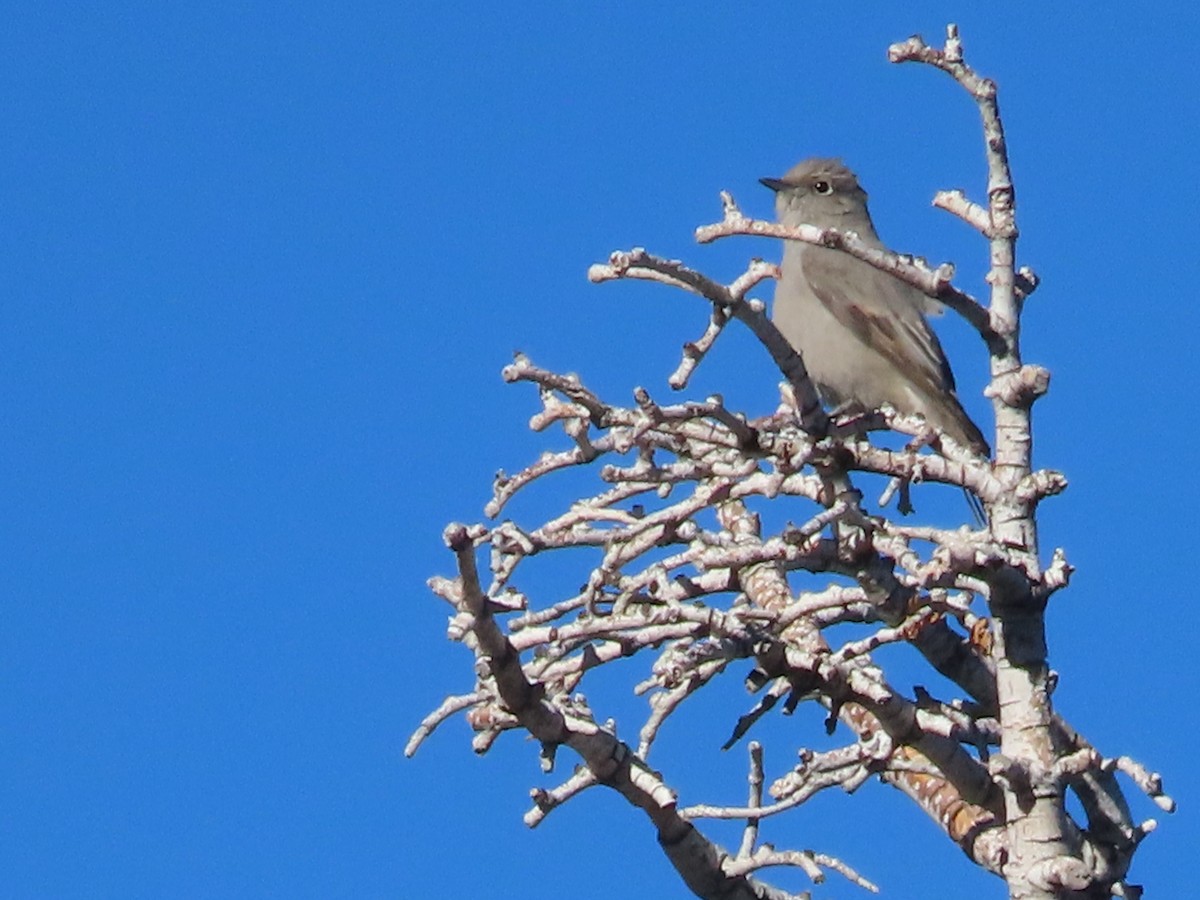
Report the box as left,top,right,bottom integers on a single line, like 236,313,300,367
761,158,989,456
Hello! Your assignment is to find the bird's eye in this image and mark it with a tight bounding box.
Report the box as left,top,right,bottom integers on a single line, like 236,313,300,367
813,180,833,195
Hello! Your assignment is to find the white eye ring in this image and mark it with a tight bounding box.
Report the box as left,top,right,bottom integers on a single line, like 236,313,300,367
813,180,833,195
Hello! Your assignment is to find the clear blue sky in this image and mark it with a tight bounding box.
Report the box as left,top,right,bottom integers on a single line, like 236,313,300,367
1,4,1195,898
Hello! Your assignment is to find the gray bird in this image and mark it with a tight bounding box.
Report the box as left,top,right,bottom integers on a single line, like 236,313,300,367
761,158,989,456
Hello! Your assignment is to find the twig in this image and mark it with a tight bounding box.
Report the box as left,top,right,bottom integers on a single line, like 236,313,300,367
695,191,995,344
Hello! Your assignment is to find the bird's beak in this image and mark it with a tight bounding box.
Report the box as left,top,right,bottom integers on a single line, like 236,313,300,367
759,177,787,193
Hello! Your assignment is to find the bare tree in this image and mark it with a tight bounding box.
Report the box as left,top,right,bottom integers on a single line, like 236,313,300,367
408,25,1172,900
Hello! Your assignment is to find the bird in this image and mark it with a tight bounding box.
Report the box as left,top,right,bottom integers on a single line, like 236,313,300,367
760,158,989,457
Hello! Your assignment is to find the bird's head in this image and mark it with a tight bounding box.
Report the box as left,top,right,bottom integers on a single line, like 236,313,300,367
760,158,870,230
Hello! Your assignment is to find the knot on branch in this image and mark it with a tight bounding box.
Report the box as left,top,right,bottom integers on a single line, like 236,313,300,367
984,365,1051,407
443,521,486,551
588,248,651,282
1016,266,1041,300
1028,856,1093,891
919,531,1001,583
1041,548,1074,593
1015,469,1068,504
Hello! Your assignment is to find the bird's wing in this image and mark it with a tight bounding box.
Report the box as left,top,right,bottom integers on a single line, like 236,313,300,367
803,248,957,396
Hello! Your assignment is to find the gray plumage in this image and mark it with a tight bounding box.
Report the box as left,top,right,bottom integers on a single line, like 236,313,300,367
761,158,989,456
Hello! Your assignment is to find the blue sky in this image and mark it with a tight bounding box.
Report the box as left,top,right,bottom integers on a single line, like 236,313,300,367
1,4,1196,898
